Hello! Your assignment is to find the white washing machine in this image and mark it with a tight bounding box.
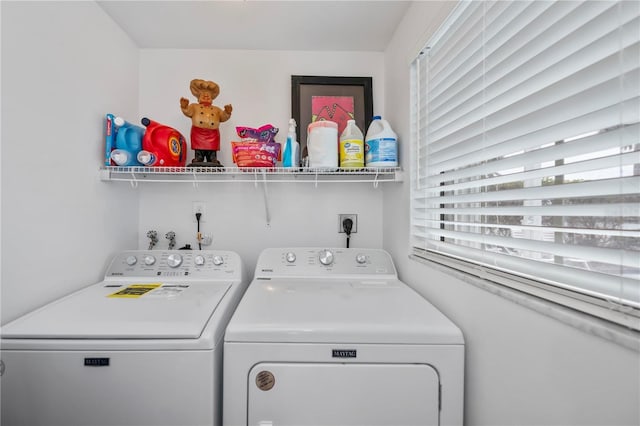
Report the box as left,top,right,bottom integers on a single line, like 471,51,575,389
223,248,465,426
1,250,247,426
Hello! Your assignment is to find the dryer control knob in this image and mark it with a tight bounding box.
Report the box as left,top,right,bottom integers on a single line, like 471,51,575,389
167,253,183,268
144,255,156,266
285,252,296,263
125,255,137,266
356,253,367,264
194,255,206,266
212,255,224,266
319,249,334,266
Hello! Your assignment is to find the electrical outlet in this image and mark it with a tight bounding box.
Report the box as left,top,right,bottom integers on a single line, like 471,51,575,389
192,202,206,222
338,214,357,233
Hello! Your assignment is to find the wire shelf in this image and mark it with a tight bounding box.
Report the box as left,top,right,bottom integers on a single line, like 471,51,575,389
100,166,403,186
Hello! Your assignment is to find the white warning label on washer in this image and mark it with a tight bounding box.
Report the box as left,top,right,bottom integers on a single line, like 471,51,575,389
145,284,190,298
108,284,189,298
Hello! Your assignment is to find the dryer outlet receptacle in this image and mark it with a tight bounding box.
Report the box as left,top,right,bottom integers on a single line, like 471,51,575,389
339,214,357,233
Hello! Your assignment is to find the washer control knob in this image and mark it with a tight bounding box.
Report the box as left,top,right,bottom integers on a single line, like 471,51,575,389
356,254,367,264
319,249,334,266
285,252,296,263
167,253,183,268
144,255,156,266
194,255,206,266
212,255,224,266
125,255,137,266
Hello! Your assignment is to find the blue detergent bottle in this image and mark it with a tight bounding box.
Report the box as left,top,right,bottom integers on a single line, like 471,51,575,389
110,116,145,166
105,113,116,166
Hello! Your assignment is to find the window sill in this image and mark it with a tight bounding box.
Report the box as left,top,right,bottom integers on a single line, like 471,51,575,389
410,254,640,352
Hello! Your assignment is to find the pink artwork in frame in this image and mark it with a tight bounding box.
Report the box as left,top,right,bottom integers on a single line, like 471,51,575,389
291,76,373,152
311,95,355,135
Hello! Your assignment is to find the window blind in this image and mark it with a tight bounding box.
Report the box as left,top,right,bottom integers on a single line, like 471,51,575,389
410,0,640,329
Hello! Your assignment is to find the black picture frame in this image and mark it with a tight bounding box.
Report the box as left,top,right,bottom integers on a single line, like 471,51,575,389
291,75,373,157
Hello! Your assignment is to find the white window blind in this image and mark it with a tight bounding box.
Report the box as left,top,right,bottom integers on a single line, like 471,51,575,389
410,0,640,329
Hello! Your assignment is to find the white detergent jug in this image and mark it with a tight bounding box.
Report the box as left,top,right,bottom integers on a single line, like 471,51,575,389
365,116,398,167
307,120,338,168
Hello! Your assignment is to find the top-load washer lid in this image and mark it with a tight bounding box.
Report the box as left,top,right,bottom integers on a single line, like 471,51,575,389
225,278,464,345
1,281,232,340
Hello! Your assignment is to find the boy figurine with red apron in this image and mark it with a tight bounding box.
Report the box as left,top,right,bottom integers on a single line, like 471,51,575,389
180,78,233,167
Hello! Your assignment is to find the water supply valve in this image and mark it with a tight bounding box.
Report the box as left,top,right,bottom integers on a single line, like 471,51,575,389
147,230,158,250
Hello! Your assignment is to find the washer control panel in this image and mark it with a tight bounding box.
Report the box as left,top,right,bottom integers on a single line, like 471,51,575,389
106,250,241,279
257,248,397,277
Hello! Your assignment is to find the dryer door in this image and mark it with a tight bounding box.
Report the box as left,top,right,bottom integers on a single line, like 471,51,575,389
248,362,440,426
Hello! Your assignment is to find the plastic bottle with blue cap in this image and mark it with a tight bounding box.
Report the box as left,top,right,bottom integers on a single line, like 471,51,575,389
109,116,145,166
365,116,398,168
282,118,299,168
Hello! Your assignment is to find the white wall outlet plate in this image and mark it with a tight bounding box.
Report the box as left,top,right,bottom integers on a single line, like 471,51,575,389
339,214,357,233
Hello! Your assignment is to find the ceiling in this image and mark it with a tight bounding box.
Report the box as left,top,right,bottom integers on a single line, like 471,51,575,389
97,1,413,51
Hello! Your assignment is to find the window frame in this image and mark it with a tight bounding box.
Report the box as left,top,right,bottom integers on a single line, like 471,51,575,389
409,0,640,331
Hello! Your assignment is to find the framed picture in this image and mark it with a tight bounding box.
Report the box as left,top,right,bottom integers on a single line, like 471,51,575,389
291,75,373,156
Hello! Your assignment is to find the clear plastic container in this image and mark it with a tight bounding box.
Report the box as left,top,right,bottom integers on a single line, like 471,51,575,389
307,120,338,168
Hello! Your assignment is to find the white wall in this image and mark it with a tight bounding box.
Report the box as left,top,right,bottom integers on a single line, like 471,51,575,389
383,2,640,425
135,49,386,271
1,1,140,323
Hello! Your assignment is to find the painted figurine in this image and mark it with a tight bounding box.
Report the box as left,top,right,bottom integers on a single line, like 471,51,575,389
180,78,233,167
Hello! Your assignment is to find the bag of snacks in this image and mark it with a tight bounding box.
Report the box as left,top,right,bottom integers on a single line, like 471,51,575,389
232,124,281,168
231,141,281,168
236,124,279,143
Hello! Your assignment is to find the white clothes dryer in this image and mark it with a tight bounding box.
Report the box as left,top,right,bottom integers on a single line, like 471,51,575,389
223,248,464,426
1,250,248,426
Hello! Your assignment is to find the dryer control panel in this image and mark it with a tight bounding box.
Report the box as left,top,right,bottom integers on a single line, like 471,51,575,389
256,248,397,278
105,250,242,280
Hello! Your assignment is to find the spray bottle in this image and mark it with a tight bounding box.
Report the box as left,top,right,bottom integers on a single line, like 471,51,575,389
282,118,299,168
